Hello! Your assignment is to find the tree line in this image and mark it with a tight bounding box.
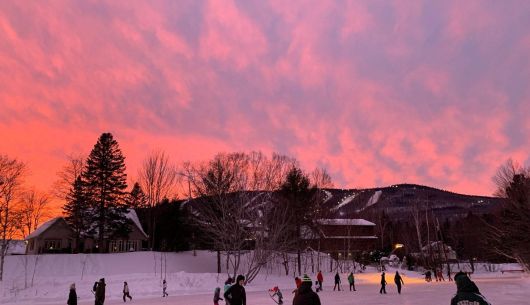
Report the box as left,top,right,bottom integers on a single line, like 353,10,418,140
2,132,529,283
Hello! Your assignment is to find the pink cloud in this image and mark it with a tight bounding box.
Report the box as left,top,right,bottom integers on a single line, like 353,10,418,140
1,0,530,211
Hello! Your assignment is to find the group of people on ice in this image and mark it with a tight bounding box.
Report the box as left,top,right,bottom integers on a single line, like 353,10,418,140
216,275,247,305
424,268,452,282
66,268,489,305
378,271,404,294
66,277,169,305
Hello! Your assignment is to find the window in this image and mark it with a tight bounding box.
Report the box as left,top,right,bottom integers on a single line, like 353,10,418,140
44,239,61,250
109,240,138,252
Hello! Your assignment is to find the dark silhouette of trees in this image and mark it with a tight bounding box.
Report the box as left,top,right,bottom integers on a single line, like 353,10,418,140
63,176,91,252
82,133,129,252
279,166,319,275
0,155,25,281
487,159,530,272
127,182,148,209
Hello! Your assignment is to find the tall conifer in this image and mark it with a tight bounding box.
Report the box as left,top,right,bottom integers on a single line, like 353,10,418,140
83,133,129,252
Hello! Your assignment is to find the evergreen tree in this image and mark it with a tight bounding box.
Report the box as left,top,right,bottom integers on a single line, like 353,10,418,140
83,133,129,252
279,166,318,275
127,182,148,209
63,176,91,253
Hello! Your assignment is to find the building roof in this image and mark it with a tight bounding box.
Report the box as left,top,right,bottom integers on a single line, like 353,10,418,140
125,209,148,238
25,217,64,240
26,209,147,241
317,219,376,226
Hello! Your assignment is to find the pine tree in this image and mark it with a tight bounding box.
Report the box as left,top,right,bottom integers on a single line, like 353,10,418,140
279,166,318,275
127,182,148,209
83,133,129,252
63,176,91,253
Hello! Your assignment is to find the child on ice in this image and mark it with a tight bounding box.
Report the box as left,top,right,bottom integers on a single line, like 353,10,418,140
214,287,224,305
269,286,283,304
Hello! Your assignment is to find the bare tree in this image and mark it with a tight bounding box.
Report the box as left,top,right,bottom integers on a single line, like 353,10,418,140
53,154,85,200
310,167,334,189
17,189,51,238
486,159,530,272
189,152,299,281
0,155,25,281
138,150,177,248
410,200,426,267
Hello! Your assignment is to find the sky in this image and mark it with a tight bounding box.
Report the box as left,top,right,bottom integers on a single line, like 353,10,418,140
1,0,530,200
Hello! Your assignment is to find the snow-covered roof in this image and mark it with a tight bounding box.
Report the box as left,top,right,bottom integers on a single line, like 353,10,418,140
125,209,147,238
317,219,376,226
25,217,63,240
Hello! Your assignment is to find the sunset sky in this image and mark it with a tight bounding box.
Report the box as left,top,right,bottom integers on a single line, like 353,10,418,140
1,0,530,202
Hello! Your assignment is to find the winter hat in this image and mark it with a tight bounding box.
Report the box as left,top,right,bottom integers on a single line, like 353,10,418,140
454,272,480,294
302,274,312,282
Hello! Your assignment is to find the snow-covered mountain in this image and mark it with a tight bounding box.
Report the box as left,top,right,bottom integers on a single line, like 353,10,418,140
320,184,503,221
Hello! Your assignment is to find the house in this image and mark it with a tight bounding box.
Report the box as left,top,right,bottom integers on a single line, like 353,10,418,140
25,217,75,254
302,218,377,260
25,209,148,254
421,241,457,261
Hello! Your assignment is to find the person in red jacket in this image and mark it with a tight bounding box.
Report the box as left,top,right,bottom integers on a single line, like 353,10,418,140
317,271,323,291
293,275,321,305
292,277,302,294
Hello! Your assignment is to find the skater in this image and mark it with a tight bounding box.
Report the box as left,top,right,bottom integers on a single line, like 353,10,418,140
394,271,404,294
292,277,302,294
448,267,453,282
67,283,77,305
438,269,445,281
224,277,234,293
425,270,432,282
451,272,491,305
214,287,224,305
269,286,283,305
348,272,356,291
122,282,132,302
317,271,323,291
293,275,321,305
224,274,246,305
379,272,387,294
95,278,106,305
314,280,322,293
333,272,341,291
162,279,169,297
224,277,234,305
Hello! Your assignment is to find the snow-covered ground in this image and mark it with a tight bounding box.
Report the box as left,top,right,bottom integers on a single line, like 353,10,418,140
1,251,528,304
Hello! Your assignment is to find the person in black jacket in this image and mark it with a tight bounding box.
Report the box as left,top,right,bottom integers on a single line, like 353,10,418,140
394,271,404,294
293,274,321,305
95,278,106,305
379,272,387,294
333,272,341,291
67,283,77,305
123,281,132,302
451,272,490,305
224,274,246,305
